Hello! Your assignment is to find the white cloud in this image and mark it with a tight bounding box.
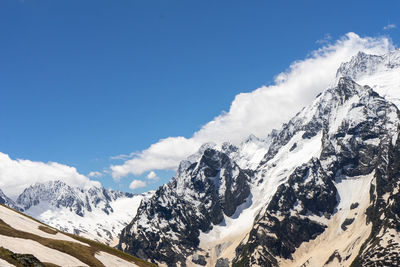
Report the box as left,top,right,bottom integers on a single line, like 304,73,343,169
110,152,137,161
111,33,393,179
129,179,146,190
0,152,100,199
384,24,396,31
111,136,199,178
88,171,103,178
146,171,158,181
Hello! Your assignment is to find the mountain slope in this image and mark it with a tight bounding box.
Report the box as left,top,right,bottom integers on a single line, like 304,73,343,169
0,204,155,267
118,145,253,266
233,77,400,266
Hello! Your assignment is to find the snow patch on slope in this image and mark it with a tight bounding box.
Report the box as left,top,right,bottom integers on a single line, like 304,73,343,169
358,68,400,108
0,205,87,246
0,235,88,266
95,251,139,267
0,258,15,267
197,131,323,265
25,194,146,245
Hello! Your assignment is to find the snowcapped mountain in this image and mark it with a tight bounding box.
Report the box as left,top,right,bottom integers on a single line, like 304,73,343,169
1,180,151,246
118,50,400,267
0,204,154,266
118,144,253,266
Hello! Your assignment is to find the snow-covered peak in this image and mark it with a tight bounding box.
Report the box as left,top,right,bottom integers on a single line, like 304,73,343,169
338,49,400,74
16,180,126,216
186,142,217,163
337,49,400,81
12,179,150,245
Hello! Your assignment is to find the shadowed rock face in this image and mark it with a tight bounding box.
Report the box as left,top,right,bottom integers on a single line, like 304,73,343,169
118,148,252,266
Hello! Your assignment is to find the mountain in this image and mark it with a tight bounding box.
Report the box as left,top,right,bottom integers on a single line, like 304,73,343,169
118,143,253,266
118,50,400,266
0,203,154,266
1,180,151,246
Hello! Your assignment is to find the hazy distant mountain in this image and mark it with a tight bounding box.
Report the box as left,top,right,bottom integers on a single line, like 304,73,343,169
1,180,151,246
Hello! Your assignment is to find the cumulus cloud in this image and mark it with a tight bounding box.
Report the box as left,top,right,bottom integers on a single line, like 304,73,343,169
147,171,159,181
0,152,99,199
111,33,394,179
129,179,146,190
384,24,396,31
88,171,103,178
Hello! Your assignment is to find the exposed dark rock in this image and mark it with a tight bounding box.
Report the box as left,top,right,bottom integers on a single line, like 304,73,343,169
325,250,342,265
192,254,207,266
341,218,355,231
11,253,45,267
215,258,229,267
350,202,359,209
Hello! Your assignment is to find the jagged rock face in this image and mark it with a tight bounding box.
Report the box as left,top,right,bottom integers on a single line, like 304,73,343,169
17,180,131,217
337,50,400,80
233,78,400,266
352,126,400,265
118,148,252,266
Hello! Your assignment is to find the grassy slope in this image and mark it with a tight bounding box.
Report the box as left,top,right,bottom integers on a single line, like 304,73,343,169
0,204,156,267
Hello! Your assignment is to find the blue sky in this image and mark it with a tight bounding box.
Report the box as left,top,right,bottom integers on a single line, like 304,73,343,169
0,0,399,195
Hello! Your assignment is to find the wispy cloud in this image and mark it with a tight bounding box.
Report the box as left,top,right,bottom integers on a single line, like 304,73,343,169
316,33,332,45
110,152,137,161
110,33,393,180
384,23,396,31
129,179,146,190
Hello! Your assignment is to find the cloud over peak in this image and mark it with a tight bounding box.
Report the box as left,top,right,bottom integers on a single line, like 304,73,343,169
0,152,99,198
110,33,394,179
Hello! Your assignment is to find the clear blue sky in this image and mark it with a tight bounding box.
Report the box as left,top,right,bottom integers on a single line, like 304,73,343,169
1,0,399,192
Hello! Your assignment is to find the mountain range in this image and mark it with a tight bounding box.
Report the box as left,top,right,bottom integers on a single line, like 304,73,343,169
2,49,400,267
0,180,151,246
